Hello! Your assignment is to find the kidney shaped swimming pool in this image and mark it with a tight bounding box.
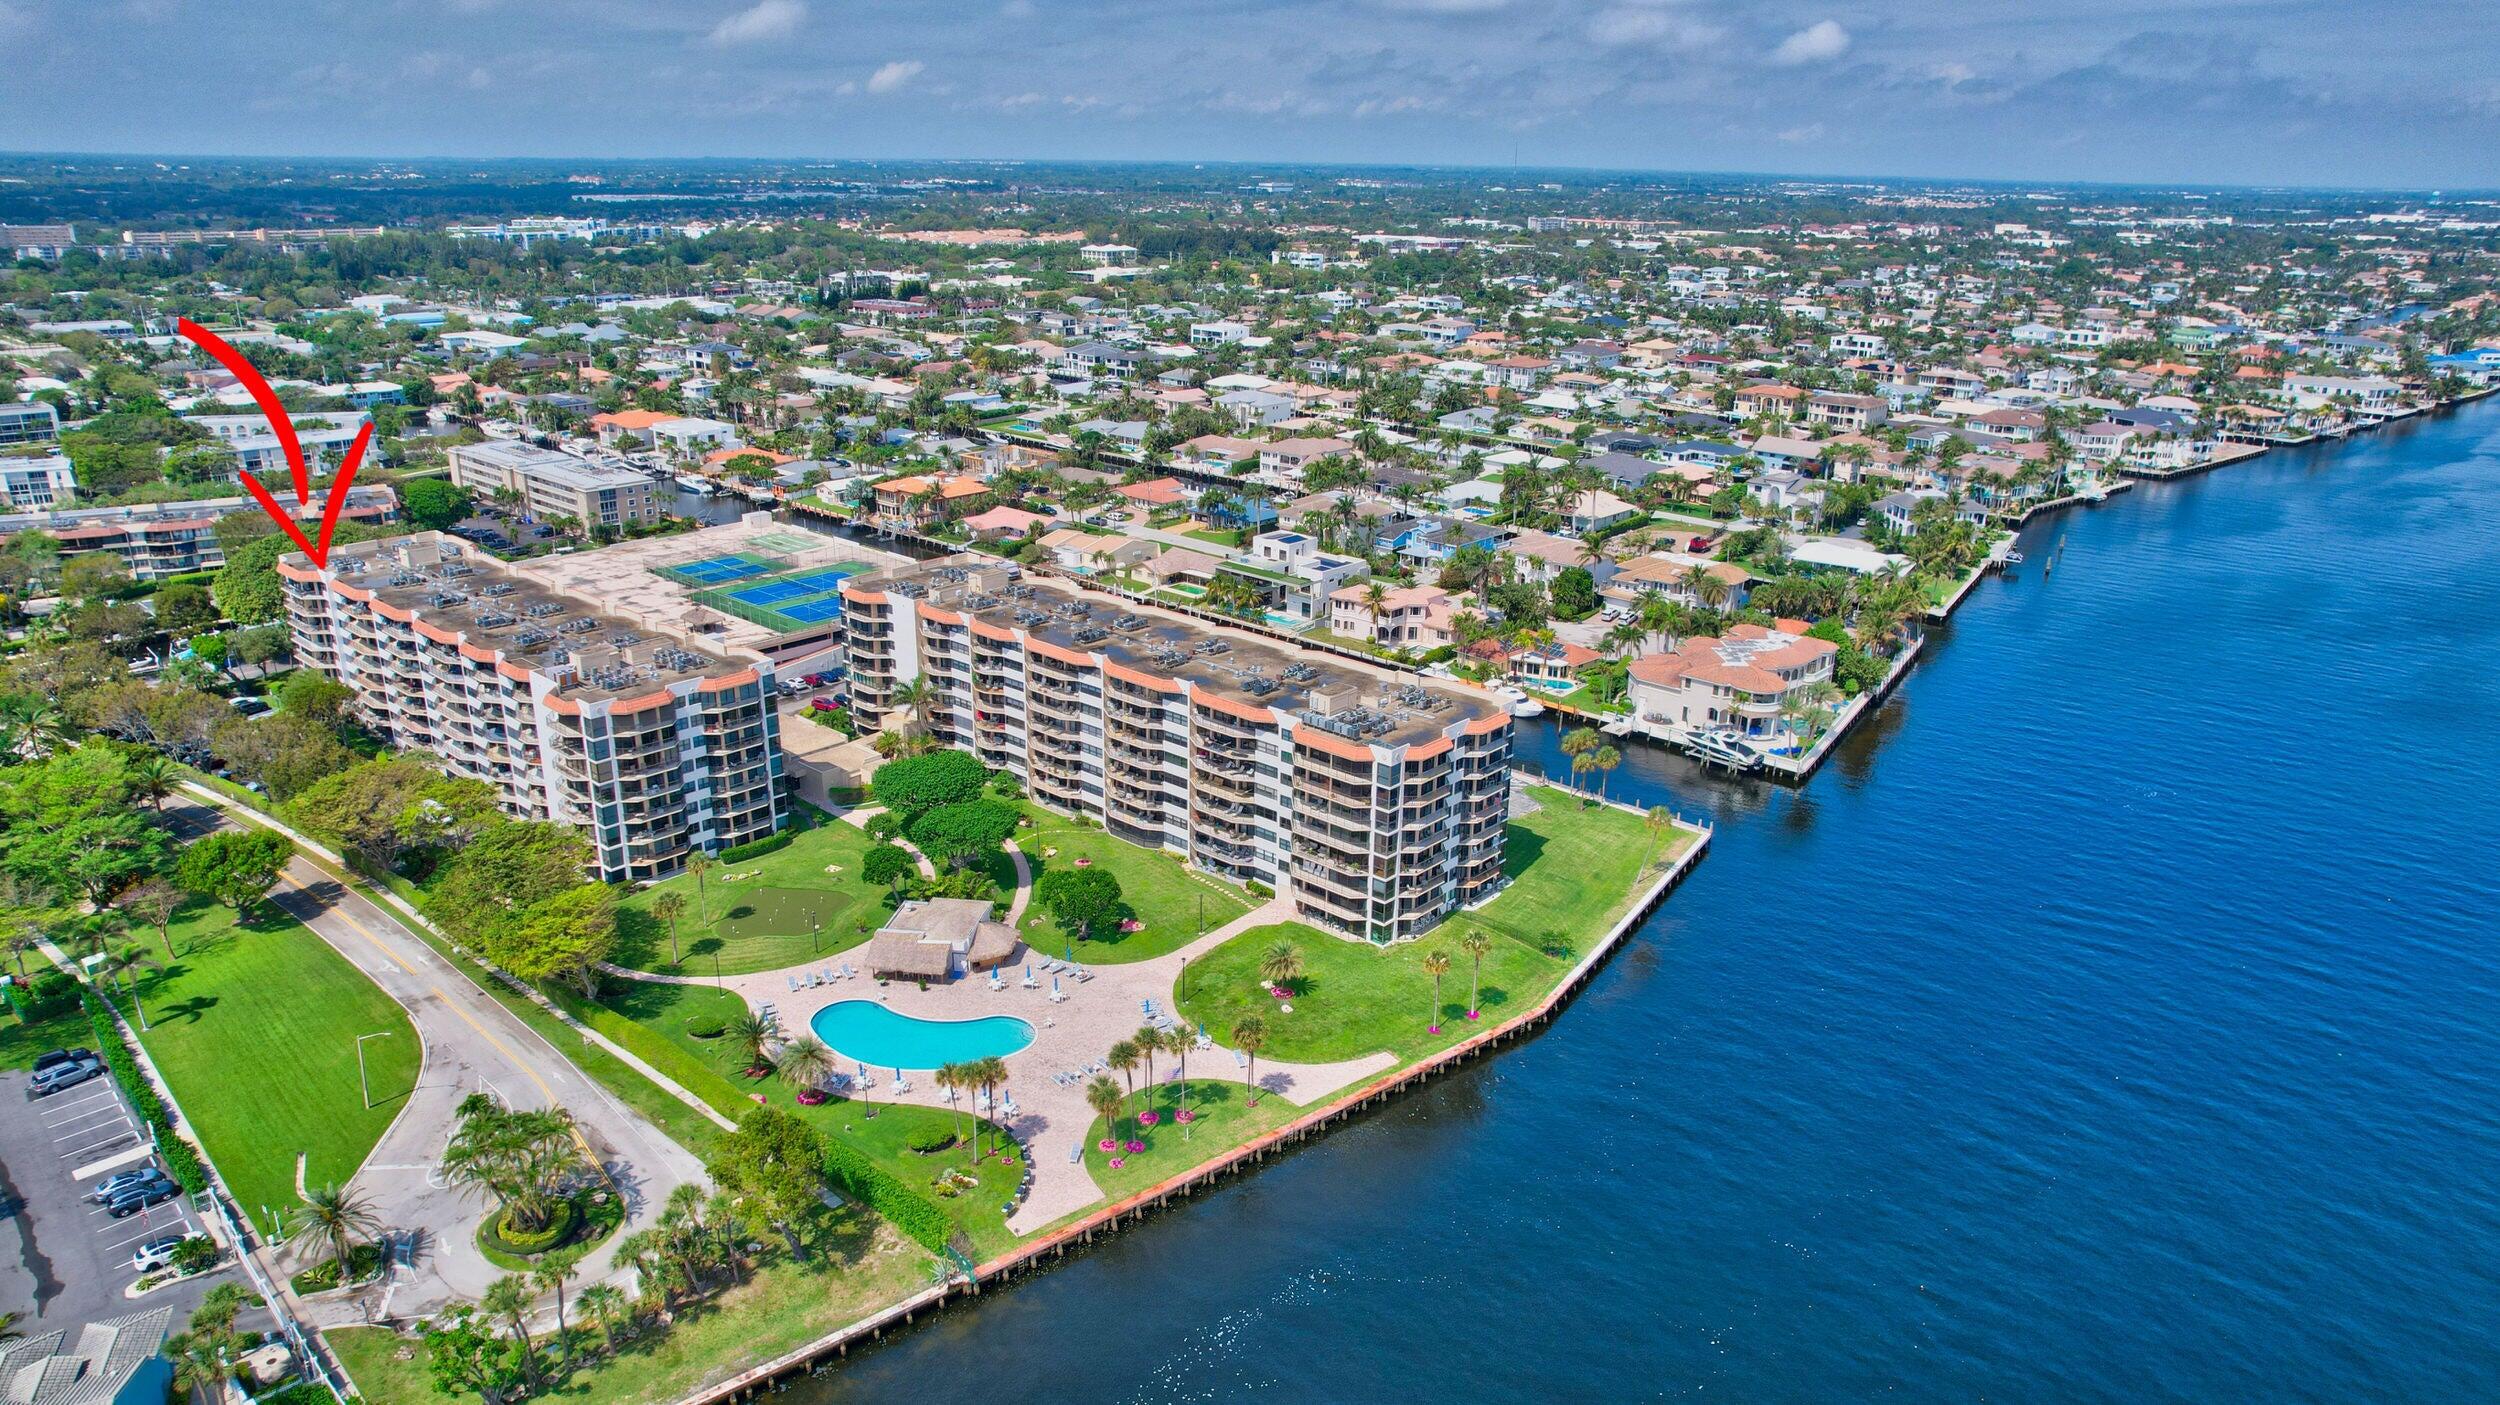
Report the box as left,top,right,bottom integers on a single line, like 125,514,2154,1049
808,1000,1035,1070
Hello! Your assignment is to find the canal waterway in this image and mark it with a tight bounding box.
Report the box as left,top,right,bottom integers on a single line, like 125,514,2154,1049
796,400,2500,1402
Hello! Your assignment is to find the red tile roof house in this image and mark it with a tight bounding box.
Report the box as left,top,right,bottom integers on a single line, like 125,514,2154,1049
1327,582,1456,649
1114,477,1194,512
1509,640,1601,690
958,504,1053,542
1627,623,1838,749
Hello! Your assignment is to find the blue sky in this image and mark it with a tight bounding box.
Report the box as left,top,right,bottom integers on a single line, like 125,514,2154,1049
3,0,2495,188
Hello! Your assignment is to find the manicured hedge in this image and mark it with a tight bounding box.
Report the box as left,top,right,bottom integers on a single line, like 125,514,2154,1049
820,1137,953,1255
83,997,210,1194
717,831,794,863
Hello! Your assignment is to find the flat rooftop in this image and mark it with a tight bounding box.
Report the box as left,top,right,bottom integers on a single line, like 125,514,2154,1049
453,440,651,491
865,556,1503,748
311,533,745,703
506,514,915,653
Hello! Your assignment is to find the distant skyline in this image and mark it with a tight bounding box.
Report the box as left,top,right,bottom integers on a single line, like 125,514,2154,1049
4,0,2497,191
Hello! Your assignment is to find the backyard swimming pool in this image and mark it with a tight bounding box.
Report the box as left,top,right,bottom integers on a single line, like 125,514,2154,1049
808,1000,1034,1069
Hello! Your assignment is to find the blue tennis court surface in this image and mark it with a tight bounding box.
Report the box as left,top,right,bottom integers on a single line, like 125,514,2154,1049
720,564,870,607
670,554,774,583
776,597,851,624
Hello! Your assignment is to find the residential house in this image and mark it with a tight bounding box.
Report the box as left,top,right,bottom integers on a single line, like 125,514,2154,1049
1627,623,1839,744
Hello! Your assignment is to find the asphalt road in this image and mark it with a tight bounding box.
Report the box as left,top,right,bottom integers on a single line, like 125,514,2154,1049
0,1066,254,1336
164,799,706,1319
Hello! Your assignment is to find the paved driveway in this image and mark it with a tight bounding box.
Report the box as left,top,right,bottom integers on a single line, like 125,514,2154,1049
0,1068,254,1336
165,799,708,1320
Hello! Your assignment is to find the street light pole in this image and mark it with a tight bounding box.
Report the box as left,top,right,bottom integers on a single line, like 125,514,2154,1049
356,1032,394,1109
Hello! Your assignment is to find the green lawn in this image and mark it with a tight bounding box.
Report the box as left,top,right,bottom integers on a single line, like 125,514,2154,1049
580,977,1027,1259
327,1205,937,1405
1018,812,1252,964
614,811,891,976
1078,1077,1300,1201
127,899,421,1222
0,1005,92,1073
1175,788,1696,1066
1184,526,1247,548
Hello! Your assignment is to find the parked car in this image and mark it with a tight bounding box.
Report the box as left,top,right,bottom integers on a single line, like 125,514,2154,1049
90,1166,165,1203
131,1235,187,1274
30,1048,92,1074
30,1056,105,1097
105,1180,179,1218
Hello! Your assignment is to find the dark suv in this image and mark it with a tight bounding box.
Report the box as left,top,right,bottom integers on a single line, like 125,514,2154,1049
104,1178,179,1218
30,1055,106,1098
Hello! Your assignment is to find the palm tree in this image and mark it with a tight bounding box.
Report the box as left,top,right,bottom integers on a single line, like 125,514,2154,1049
935,1062,966,1146
686,851,715,931
533,1250,583,1361
727,1011,775,1077
650,891,687,967
1133,1024,1162,1087
128,755,178,812
1589,744,1622,803
1084,1074,1124,1150
575,1283,629,1354
1107,1039,1140,1110
480,1275,543,1390
982,1057,1010,1154
777,1036,834,1097
1360,579,1389,643
289,1183,383,1289
1644,805,1676,863
96,947,163,1030
1257,941,1303,991
1232,1016,1269,1105
1460,931,1493,1020
1421,950,1451,1033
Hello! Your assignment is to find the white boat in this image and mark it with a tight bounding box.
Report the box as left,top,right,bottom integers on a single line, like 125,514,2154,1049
674,473,722,495
1507,696,1547,717
2079,483,2110,502
1679,729,1763,772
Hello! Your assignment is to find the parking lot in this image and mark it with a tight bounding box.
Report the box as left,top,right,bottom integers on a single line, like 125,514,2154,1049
0,1065,242,1333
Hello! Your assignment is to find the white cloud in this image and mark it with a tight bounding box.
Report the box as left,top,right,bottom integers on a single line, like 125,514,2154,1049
1771,19,1850,65
708,0,805,47
865,58,925,95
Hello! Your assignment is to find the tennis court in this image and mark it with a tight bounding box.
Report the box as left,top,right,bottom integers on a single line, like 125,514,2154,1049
658,553,783,585
717,563,874,608
775,597,853,624
689,559,879,631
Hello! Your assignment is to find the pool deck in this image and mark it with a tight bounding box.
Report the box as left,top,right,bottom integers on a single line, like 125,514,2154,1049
717,896,1396,1233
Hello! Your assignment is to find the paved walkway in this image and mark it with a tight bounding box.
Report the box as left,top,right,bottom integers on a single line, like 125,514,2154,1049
704,895,1394,1234
169,790,709,1321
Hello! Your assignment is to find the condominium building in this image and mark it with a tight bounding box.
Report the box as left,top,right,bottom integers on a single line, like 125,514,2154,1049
0,452,74,508
0,401,61,448
843,559,1511,943
32,485,399,580
182,411,368,483
280,532,786,882
447,440,668,530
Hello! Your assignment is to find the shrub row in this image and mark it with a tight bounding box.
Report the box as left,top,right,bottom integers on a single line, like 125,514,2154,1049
82,997,210,1194
716,831,794,864
819,1137,954,1255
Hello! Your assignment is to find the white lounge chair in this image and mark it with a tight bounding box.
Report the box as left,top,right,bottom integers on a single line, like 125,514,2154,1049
820,966,837,984
1232,1048,1246,1068
1003,1094,1019,1117
1022,970,1040,989
987,971,1006,991
786,975,800,992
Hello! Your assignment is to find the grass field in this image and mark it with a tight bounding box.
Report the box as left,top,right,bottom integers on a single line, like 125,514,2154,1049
126,899,421,1221
0,1006,91,1073
1175,787,1694,1066
327,1206,936,1405
613,812,887,976
1018,812,1252,964
1078,1077,1300,1201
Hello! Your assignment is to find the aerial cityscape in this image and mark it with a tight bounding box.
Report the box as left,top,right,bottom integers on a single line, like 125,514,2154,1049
1,5,2497,1404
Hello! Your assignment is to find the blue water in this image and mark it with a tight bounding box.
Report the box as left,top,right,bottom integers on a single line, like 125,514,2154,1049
802,402,2500,1402
808,1001,1034,1069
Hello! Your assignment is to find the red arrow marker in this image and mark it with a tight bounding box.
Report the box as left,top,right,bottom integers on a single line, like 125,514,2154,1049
174,318,372,569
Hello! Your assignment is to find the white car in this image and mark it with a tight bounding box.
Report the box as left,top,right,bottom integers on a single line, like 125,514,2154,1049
131,1235,186,1274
